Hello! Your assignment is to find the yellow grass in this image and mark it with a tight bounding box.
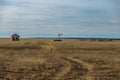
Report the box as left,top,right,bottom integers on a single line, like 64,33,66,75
0,38,120,80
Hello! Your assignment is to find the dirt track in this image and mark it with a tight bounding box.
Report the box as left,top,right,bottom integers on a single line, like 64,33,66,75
52,55,94,80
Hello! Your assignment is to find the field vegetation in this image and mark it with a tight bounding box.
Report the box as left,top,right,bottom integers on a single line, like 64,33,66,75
0,39,120,80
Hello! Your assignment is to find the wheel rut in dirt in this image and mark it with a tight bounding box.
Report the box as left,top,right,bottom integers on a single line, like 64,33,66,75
53,56,94,80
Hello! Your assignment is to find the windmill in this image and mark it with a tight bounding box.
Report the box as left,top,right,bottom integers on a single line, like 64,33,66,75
53,33,63,41
58,33,63,40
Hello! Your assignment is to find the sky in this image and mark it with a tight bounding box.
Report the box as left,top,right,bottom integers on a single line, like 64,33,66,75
0,0,120,38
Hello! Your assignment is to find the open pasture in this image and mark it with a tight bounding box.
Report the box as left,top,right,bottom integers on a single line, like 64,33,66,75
0,39,120,80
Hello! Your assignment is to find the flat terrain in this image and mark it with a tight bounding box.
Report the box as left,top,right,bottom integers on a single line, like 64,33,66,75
0,39,120,80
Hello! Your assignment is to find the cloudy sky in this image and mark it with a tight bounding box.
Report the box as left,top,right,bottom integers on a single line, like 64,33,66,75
0,0,120,38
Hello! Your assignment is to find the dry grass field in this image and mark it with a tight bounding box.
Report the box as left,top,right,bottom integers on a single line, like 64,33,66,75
0,38,120,80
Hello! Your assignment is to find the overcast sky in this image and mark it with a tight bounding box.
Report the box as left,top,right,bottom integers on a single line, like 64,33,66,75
0,0,120,38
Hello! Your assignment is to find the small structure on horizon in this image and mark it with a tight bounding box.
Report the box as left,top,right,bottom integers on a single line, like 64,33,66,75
58,33,63,40
54,33,63,41
11,33,20,41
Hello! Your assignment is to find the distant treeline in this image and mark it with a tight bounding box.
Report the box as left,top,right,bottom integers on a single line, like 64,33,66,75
62,38,120,41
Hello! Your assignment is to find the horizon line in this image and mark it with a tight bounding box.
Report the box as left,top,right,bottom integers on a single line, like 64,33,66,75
0,37,120,39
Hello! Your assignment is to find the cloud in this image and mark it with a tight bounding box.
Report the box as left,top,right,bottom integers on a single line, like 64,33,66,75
0,0,120,38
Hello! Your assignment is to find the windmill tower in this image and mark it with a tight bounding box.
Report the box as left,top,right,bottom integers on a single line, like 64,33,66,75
53,33,63,41
58,33,63,40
